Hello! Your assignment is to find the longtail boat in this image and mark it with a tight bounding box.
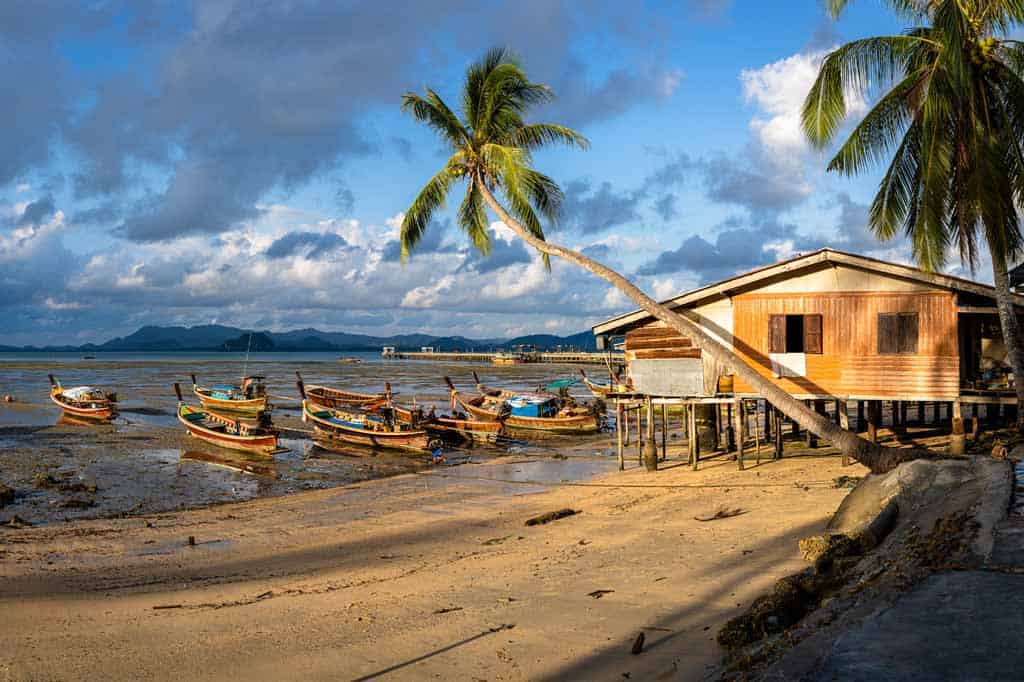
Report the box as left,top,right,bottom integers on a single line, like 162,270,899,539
579,369,632,398
298,382,435,454
445,378,601,434
472,371,554,400
295,371,388,409
191,373,268,416
175,384,278,455
385,400,503,445
48,375,117,421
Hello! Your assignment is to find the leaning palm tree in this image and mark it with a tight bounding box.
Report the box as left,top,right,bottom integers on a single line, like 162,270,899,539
400,48,924,473
803,0,1024,423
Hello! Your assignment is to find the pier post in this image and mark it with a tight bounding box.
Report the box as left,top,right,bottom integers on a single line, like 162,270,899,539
773,407,783,460
933,401,942,425
764,402,772,440
735,399,744,470
856,401,865,432
660,403,667,462
838,399,851,466
644,398,658,471
689,402,699,471
616,401,624,471
868,400,881,443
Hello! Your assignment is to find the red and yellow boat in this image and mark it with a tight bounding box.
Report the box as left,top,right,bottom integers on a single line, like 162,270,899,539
48,375,117,421
295,371,388,409
191,374,268,416
175,384,278,455
445,378,601,434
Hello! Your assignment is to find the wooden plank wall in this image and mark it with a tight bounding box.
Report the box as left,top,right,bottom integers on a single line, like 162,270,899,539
624,325,701,360
730,291,960,398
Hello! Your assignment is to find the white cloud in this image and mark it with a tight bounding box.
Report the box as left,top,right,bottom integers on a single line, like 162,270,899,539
741,49,867,162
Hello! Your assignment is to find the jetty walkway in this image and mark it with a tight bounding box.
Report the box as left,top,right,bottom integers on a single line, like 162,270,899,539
380,349,624,366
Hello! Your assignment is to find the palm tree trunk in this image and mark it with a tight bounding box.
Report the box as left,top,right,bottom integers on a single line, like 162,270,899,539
986,240,1024,427
476,180,927,474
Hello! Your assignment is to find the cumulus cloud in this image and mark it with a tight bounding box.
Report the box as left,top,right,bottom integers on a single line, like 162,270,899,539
264,231,349,259
561,178,644,234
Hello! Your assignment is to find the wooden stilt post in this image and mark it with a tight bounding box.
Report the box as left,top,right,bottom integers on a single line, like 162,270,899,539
735,399,745,470
916,401,924,424
616,401,624,471
838,399,850,467
754,400,763,464
726,401,736,452
950,400,965,456
659,403,667,462
868,400,880,444
618,403,626,446
689,401,699,471
774,407,784,459
899,401,908,427
636,405,643,465
644,397,658,471
764,402,772,440
856,400,865,432
933,401,942,424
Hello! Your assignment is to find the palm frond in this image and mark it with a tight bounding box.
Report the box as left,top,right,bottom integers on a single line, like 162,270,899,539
400,165,456,262
521,169,564,225
869,119,922,240
803,35,924,147
401,93,468,148
458,182,491,255
828,71,922,175
503,183,551,270
462,47,510,132
500,123,589,151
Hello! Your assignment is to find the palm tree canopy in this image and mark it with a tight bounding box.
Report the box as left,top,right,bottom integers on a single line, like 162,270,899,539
399,47,588,265
803,0,1024,271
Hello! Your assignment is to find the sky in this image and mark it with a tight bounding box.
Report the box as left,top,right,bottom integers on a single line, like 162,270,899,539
0,0,979,346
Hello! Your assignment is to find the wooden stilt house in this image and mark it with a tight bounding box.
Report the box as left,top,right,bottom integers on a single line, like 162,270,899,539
593,249,1024,410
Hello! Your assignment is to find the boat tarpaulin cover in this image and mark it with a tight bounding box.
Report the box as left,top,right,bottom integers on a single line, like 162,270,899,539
506,396,558,418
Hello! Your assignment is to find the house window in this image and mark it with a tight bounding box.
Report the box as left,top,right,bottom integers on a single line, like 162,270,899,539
878,313,918,354
768,314,822,354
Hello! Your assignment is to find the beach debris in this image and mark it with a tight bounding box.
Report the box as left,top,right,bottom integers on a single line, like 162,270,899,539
33,473,60,488
833,475,862,489
432,606,463,614
525,508,579,526
3,394,13,402
694,507,746,522
587,589,614,599
482,535,512,546
630,632,645,655
153,604,183,610
0,484,14,507
991,443,1009,461
5,515,32,528
188,535,196,546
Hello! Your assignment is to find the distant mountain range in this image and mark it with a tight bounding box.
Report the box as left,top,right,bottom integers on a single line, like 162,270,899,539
0,325,597,353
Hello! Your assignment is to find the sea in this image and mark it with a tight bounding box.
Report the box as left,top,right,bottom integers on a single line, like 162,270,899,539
0,351,619,524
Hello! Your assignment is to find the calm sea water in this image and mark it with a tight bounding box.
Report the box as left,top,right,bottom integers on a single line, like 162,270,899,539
0,350,600,421
0,351,617,524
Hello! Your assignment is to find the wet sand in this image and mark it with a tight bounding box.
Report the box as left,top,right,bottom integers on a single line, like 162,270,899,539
0,450,866,681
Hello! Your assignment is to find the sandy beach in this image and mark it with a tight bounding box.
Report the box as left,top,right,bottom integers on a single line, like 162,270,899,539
0,449,866,681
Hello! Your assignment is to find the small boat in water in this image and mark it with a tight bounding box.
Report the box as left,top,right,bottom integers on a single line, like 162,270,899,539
191,374,269,416
295,371,388,409
445,378,601,434
48,375,117,421
337,357,363,364
491,352,523,366
473,371,553,400
579,369,632,398
301,401,436,454
175,384,278,454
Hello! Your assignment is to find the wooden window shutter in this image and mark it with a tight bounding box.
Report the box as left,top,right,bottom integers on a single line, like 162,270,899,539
899,313,919,354
769,315,786,353
803,314,823,354
878,313,897,354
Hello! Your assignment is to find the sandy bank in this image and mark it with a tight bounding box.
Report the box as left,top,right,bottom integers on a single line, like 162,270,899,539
0,451,866,681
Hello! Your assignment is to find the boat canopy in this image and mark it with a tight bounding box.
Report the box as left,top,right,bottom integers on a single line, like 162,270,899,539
506,395,558,418
62,386,102,400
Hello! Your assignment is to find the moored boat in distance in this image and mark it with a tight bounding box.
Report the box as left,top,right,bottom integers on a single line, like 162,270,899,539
491,352,523,366
175,384,279,455
337,357,363,364
191,374,269,416
48,375,117,421
295,371,388,409
445,377,601,434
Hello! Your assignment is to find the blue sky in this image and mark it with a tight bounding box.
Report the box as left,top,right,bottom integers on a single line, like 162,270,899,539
0,1,960,345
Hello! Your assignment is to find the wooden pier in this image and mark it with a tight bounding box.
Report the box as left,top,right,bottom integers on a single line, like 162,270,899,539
381,349,625,366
